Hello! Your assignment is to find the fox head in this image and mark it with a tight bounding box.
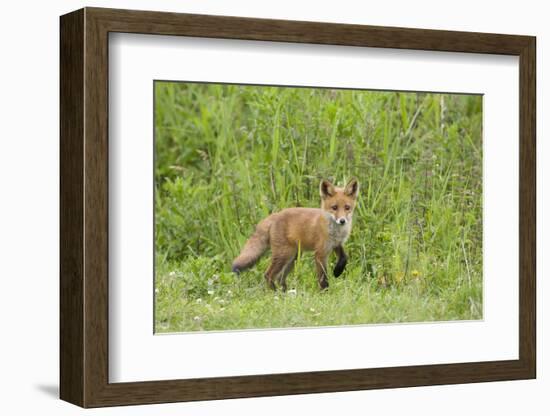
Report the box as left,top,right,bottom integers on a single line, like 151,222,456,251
319,178,359,226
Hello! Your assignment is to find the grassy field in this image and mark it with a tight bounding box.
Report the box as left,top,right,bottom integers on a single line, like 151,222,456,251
154,81,483,333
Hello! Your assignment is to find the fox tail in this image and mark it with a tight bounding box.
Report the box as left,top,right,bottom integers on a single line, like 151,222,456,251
232,218,271,273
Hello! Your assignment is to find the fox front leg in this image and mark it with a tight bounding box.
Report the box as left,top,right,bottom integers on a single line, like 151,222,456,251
314,251,329,290
333,245,347,278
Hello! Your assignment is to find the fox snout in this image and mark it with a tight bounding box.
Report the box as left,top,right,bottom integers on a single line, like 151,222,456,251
320,178,359,228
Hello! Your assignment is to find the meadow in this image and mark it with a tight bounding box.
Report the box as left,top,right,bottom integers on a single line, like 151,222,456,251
154,81,483,332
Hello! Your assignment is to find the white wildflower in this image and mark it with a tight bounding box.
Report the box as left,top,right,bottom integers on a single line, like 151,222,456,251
196,298,202,304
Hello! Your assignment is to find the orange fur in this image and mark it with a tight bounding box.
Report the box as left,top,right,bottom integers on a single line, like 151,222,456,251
232,178,359,290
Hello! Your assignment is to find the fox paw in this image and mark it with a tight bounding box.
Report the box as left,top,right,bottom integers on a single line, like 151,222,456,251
319,279,329,290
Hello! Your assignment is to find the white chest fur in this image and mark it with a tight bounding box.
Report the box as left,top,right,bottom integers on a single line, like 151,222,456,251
326,219,352,249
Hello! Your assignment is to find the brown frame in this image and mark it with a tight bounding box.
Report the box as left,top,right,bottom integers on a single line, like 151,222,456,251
60,7,536,408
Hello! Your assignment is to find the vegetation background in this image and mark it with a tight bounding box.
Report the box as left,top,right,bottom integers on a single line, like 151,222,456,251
154,81,483,332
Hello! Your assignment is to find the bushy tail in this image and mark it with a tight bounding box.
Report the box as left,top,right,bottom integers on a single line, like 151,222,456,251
232,218,271,273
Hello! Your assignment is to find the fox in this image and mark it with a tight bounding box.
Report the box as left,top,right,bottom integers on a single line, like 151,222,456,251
232,178,359,291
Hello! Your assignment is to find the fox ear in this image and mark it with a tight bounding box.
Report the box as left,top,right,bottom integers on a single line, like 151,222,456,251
344,178,359,198
320,179,335,199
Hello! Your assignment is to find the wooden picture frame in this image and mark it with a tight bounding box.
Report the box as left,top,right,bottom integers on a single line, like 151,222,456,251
60,7,536,408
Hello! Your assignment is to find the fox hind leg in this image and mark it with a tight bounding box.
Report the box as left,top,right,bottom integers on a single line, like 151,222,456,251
265,248,296,291
264,262,278,290
277,254,297,292
264,257,286,290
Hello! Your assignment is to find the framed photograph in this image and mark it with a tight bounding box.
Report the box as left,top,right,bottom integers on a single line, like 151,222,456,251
60,7,536,408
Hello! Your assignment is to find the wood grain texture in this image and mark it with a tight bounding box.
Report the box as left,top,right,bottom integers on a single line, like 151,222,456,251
519,38,536,375
59,8,84,407
83,10,110,406
59,7,537,408
88,7,532,55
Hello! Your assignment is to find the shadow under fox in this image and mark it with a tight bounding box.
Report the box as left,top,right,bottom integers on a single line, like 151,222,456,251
232,178,359,290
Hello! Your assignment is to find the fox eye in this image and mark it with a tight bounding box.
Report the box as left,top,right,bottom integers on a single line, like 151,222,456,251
331,205,338,210
345,205,351,211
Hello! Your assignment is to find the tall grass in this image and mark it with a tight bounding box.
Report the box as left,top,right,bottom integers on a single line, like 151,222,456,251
154,82,482,332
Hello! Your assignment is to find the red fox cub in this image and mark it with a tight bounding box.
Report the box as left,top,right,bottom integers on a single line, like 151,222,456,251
232,178,359,291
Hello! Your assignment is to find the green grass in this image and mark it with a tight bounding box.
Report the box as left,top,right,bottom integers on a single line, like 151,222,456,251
154,82,483,333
